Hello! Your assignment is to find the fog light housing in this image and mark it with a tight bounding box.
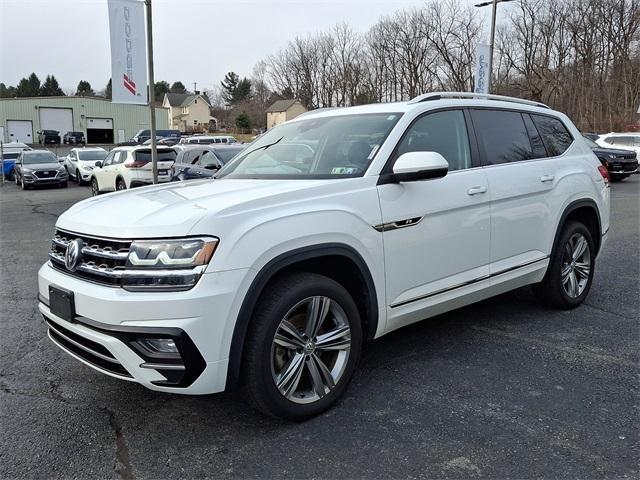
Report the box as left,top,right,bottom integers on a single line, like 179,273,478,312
136,337,178,354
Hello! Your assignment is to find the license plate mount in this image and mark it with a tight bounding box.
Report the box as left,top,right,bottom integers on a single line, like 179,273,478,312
49,285,75,322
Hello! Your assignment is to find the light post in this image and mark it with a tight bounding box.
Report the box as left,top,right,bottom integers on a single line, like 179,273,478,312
145,0,158,184
474,0,515,93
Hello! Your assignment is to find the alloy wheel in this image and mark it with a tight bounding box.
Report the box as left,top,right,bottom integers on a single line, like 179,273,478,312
561,233,591,298
271,296,351,404
91,179,99,196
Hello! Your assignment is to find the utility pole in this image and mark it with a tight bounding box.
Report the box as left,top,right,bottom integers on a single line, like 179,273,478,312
193,81,197,93
145,0,158,184
474,0,514,93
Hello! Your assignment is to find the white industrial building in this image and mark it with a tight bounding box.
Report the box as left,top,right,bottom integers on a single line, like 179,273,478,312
0,96,169,145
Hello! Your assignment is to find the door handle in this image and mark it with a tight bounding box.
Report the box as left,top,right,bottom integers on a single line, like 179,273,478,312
540,175,555,183
467,186,487,196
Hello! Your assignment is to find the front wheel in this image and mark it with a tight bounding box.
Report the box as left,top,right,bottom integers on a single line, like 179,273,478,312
90,178,100,196
243,272,362,420
76,169,83,185
533,221,595,309
116,178,126,191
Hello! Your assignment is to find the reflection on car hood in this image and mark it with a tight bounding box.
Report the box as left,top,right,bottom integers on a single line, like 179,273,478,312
57,177,345,238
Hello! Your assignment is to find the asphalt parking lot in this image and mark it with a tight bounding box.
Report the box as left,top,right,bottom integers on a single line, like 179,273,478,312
0,177,638,479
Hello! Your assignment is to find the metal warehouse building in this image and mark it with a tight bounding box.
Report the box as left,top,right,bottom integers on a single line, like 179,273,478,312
0,96,169,145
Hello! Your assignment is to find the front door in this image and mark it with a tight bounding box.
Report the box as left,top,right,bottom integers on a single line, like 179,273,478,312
377,109,491,329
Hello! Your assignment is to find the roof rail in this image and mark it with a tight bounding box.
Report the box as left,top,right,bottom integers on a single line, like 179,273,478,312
408,92,550,109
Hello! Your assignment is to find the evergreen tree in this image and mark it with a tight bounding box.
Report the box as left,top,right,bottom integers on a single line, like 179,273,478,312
104,79,112,99
75,80,94,96
40,75,64,96
15,73,40,97
235,111,251,130
0,83,13,98
221,72,253,105
170,81,187,94
154,80,170,101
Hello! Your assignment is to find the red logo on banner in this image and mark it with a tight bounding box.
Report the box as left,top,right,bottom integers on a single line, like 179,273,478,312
123,74,136,95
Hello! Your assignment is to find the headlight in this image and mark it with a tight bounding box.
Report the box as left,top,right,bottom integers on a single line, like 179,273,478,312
22,167,33,173
607,153,617,159
123,237,218,291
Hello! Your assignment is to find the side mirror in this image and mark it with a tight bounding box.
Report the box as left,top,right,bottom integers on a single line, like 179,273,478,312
94,161,102,168
380,151,449,184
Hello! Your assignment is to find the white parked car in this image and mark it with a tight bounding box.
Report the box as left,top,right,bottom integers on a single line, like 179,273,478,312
596,132,640,156
38,92,610,420
89,145,176,195
179,135,239,145
64,147,108,185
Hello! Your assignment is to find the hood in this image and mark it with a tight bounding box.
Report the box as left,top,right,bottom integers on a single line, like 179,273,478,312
57,178,343,238
25,162,61,170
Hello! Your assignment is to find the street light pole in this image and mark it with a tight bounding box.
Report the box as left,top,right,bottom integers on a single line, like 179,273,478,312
474,0,514,93
145,0,158,185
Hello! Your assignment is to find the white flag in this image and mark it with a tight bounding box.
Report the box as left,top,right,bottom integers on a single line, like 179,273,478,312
473,43,491,94
108,0,147,104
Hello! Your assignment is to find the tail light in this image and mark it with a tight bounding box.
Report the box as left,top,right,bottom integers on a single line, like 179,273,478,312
125,160,147,168
597,165,610,185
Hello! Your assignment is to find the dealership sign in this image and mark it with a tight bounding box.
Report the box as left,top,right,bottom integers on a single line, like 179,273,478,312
474,43,491,94
108,0,147,104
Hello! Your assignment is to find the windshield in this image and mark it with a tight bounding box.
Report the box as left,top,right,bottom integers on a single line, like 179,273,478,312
217,113,402,179
23,152,57,164
582,135,599,149
78,150,108,161
2,153,20,160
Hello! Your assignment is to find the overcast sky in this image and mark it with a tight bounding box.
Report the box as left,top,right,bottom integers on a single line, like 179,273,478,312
1,0,494,93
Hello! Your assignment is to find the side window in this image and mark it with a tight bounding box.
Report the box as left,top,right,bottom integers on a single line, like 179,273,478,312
395,110,471,171
197,151,221,168
531,114,573,156
102,152,115,166
113,152,126,164
470,109,533,164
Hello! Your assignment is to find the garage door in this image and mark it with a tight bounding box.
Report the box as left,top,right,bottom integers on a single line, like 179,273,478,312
7,120,34,143
86,117,114,144
38,107,73,138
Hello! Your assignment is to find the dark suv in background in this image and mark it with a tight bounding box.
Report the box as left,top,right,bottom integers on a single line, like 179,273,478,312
63,131,85,145
38,130,61,145
582,134,638,181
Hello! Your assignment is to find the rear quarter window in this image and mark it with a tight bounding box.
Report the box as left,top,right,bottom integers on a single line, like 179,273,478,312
531,115,573,156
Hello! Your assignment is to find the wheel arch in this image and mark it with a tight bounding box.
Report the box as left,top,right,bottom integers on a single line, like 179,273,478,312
553,199,602,256
225,243,379,390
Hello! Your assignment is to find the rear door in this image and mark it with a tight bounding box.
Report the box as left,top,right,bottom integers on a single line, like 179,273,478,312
94,150,118,191
470,109,571,273
377,109,491,328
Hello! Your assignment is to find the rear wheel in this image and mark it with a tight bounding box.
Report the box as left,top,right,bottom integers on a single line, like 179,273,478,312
7,169,15,182
533,221,595,309
116,178,126,191
90,178,100,196
243,272,362,420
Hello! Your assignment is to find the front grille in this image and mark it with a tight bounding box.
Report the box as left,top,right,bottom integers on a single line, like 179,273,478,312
49,229,131,286
35,170,58,178
45,317,132,378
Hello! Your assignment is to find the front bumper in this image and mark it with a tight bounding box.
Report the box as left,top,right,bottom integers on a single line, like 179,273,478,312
23,173,67,185
38,261,249,394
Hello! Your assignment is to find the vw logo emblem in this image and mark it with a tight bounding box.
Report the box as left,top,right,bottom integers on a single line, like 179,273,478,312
65,238,83,272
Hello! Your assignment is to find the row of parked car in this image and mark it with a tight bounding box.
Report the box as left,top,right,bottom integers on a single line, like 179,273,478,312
4,140,245,191
2,130,638,190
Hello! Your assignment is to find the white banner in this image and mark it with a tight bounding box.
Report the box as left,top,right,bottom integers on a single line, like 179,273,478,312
108,0,147,104
474,43,491,94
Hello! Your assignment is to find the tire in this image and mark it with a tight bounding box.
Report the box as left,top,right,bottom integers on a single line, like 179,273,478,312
76,169,83,185
21,175,27,190
7,169,15,182
243,272,362,420
116,178,126,191
90,178,100,196
533,221,595,309
15,172,19,186
60,181,68,188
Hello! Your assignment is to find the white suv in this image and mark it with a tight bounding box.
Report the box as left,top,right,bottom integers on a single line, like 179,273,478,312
89,145,176,194
596,132,640,156
38,93,610,419
64,147,108,185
